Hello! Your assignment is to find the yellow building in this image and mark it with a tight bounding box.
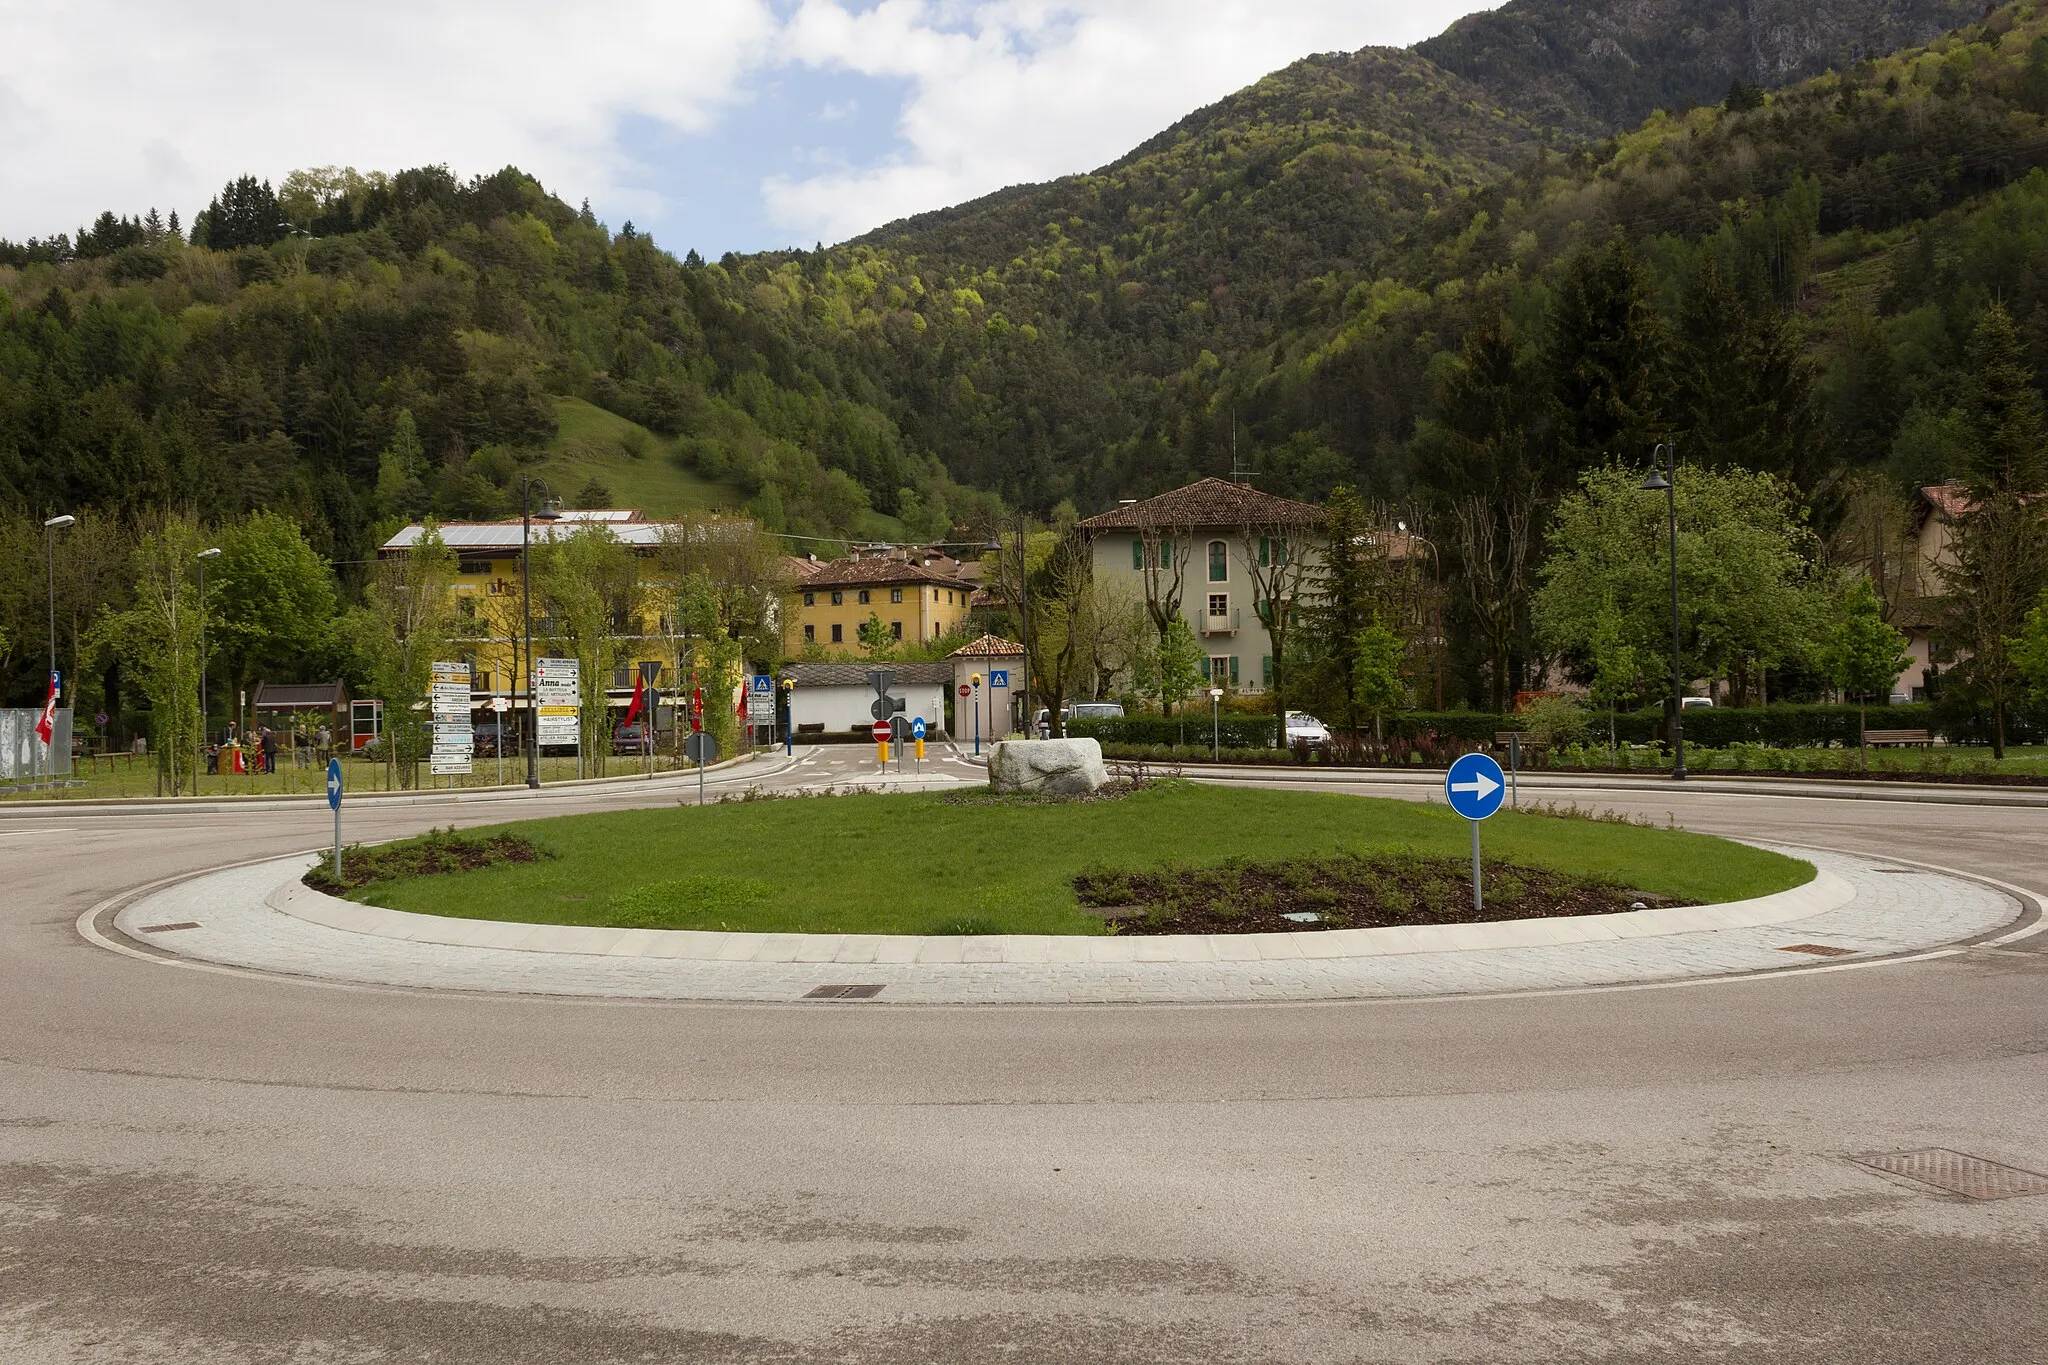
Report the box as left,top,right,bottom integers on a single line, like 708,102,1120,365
379,511,712,713
785,549,978,656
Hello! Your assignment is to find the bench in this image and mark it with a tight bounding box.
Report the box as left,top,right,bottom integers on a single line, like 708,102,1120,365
1862,728,1932,748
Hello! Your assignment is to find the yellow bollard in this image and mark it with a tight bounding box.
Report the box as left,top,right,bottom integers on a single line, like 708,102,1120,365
915,738,925,762
877,740,889,764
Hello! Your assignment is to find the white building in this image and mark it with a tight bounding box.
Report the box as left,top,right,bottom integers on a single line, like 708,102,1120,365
782,662,951,739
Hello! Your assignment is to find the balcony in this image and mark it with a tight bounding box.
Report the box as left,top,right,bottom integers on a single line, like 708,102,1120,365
1201,607,1239,637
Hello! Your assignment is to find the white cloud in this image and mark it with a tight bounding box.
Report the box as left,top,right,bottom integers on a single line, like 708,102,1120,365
0,0,780,238
0,0,1497,249
762,0,1496,243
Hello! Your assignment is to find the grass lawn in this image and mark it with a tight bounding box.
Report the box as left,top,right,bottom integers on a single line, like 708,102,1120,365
351,783,1812,936
536,397,747,515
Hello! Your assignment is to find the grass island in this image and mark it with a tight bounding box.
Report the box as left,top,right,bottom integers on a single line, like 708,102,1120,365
316,783,1813,938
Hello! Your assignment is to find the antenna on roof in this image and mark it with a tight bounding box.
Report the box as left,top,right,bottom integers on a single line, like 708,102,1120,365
1229,408,1253,485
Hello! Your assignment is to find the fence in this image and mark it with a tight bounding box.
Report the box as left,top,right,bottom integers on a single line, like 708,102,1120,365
0,709,72,780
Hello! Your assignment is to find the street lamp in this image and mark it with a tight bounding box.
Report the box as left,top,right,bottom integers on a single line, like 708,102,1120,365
521,476,561,788
1397,520,1445,710
1638,444,1685,781
41,514,75,787
988,524,1030,737
197,548,222,777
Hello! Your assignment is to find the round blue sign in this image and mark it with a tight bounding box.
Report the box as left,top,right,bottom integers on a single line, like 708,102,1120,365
911,716,927,740
326,757,344,811
1444,752,1506,821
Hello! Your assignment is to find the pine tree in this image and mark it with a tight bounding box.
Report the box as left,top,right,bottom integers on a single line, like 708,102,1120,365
1958,302,2048,499
1542,231,1668,478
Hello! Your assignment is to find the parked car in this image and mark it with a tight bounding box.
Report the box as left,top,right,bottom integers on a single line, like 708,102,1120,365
1034,701,1126,736
1285,711,1331,748
1679,696,1715,710
612,722,653,754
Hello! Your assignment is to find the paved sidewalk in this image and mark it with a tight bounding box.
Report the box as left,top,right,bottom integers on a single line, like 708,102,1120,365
102,847,2027,1004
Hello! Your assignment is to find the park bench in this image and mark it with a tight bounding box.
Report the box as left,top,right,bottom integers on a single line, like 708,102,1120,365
1862,728,1933,748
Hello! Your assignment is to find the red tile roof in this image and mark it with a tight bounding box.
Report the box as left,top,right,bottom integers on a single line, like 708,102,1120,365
1077,477,1326,530
949,633,1025,658
795,557,974,589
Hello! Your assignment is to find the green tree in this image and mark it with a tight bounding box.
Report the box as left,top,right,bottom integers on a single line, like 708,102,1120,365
1157,617,1204,726
1351,616,1406,746
1534,464,1827,707
1822,576,1912,768
1542,232,1668,480
345,524,456,789
856,611,894,658
212,511,338,709
536,524,637,774
374,410,430,519
90,514,206,795
1585,596,1641,760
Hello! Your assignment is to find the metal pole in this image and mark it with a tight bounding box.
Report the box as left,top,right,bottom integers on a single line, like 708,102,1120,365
1470,820,1482,913
523,481,539,789
334,803,342,881
1017,515,1030,738
1212,691,1220,761
1662,443,1686,782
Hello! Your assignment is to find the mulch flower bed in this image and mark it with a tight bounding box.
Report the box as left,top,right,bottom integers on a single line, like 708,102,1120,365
1073,851,1689,935
303,828,544,894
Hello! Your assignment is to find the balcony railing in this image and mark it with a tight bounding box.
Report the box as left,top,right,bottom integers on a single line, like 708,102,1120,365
1201,607,1239,636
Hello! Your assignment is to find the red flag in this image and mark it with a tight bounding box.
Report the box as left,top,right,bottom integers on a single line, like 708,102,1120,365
33,673,57,748
623,672,645,726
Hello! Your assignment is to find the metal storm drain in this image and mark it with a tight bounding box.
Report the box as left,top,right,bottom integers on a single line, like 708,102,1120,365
1850,1149,2048,1200
139,922,201,933
1779,943,1856,956
804,984,885,999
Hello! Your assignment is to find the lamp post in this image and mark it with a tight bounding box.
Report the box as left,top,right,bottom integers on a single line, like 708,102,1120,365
521,477,560,789
989,520,1030,737
41,515,75,787
196,547,222,783
1637,444,1685,781
1397,520,1444,711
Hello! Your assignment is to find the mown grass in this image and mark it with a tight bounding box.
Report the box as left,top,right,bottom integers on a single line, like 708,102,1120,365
351,783,1812,936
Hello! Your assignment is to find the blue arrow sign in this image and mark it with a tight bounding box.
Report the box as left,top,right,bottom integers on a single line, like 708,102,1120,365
989,669,1009,687
326,757,344,811
911,716,927,740
1444,752,1505,821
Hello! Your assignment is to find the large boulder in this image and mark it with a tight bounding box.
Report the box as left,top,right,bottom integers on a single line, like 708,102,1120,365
988,738,1109,796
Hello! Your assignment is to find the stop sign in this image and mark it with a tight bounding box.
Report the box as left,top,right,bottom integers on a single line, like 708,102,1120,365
871,719,892,742
957,683,971,697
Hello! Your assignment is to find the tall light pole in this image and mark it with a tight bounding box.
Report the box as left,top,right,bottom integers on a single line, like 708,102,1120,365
521,477,560,789
197,547,222,778
1638,444,1685,781
1398,520,1444,711
989,519,1030,737
41,515,75,787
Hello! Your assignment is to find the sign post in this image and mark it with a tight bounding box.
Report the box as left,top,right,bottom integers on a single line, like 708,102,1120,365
534,657,581,786
1443,752,1507,913
429,661,474,788
490,697,511,785
988,668,1008,739
911,715,927,767
870,718,892,764
326,757,344,881
781,678,795,755
683,730,718,805
1210,686,1223,761
966,674,981,755
748,674,774,750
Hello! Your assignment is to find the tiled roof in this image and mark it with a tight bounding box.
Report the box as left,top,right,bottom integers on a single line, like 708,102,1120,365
949,634,1024,658
795,557,973,589
1076,477,1326,530
782,662,956,687
1918,484,1972,521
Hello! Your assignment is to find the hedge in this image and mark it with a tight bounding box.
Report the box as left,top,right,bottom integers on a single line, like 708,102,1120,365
1068,714,1280,747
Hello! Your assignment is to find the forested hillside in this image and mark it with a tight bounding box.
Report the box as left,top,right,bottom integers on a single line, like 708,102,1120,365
6,0,2048,713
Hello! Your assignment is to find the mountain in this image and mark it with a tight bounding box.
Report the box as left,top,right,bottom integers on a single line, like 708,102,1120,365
1417,0,1984,136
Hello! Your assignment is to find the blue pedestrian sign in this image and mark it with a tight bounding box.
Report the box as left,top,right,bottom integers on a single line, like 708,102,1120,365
1444,752,1505,821
750,674,772,693
988,669,1009,687
910,716,927,740
326,757,344,811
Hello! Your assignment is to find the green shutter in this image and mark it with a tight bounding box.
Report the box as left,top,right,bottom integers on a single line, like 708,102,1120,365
1132,538,1144,570
1161,540,1172,569
1262,655,1273,685
1258,536,1269,566
1229,656,1240,685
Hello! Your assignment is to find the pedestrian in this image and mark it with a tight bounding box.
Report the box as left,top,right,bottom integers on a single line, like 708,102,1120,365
259,726,277,774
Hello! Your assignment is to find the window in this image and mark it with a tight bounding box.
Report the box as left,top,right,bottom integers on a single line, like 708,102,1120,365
1207,592,1229,619
830,623,843,644
1162,540,1172,569
1230,656,1240,685
1259,536,1288,567
890,587,903,604
1262,655,1273,686
803,624,815,642
890,621,903,640
1132,539,1144,570
858,589,871,605
1136,538,1174,570
458,556,492,576
830,590,843,606
1208,540,1227,582
804,592,815,607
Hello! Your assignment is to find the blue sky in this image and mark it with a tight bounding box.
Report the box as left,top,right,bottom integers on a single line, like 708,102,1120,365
0,2,1497,257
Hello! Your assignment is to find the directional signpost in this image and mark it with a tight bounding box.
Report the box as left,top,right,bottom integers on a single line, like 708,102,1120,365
1444,751,1507,913
534,657,580,781
326,757,344,881
429,661,473,784
748,674,774,748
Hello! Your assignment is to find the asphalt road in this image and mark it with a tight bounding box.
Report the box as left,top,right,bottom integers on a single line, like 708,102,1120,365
3,747,2045,1364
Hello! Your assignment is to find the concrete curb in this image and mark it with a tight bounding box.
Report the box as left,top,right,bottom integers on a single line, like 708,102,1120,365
1175,764,2048,807
265,857,1845,966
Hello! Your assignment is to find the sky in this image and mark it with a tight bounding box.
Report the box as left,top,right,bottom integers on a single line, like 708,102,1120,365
0,1,1496,258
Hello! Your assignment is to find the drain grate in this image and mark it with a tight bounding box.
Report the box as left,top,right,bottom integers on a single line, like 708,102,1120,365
804,983,885,999
1850,1148,2048,1199
1779,943,1856,956
139,922,201,933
